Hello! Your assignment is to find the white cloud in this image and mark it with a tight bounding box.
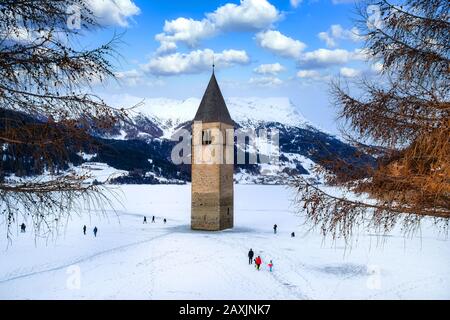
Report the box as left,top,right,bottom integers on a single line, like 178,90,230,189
340,67,361,77
88,0,140,27
299,49,352,68
208,0,281,31
253,63,285,75
297,70,333,83
156,41,178,55
155,18,216,50
317,32,336,48
249,76,283,86
115,69,140,78
296,70,331,82
297,70,321,79
115,69,142,86
142,49,250,76
114,69,166,87
255,30,306,59
290,0,302,8
371,62,384,73
353,48,371,60
318,24,362,48
155,0,281,52
298,48,366,69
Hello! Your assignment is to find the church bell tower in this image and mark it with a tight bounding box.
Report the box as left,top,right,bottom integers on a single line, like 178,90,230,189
191,69,234,231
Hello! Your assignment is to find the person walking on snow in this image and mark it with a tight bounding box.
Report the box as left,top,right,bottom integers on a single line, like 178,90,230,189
273,224,278,234
93,226,98,237
20,223,26,233
255,256,262,271
152,216,155,223
268,260,274,272
163,218,167,224
143,216,147,224
83,225,87,235
248,249,254,265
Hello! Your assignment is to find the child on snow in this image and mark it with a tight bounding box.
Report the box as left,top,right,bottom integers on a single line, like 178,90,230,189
268,260,273,272
251,255,274,273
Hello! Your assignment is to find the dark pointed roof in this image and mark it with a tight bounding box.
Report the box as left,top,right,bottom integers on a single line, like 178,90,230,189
194,72,233,125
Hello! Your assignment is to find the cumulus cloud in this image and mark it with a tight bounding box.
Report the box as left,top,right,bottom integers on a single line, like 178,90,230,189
88,0,140,27
255,30,306,59
155,0,281,52
318,24,362,48
340,67,361,77
298,48,366,69
296,70,331,82
297,70,321,79
156,41,178,55
114,69,166,87
155,18,216,50
115,69,142,86
208,0,281,31
352,48,371,60
317,32,335,48
253,63,285,75
371,61,384,73
249,76,283,86
290,0,302,8
142,49,250,76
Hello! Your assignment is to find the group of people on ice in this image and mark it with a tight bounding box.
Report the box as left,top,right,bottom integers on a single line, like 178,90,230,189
143,216,166,224
82,225,98,237
79,215,166,238
248,248,274,272
274,224,296,238
246,224,297,272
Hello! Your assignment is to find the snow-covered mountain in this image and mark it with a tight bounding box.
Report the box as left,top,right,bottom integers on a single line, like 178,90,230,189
0,96,372,184
85,95,373,184
103,95,312,138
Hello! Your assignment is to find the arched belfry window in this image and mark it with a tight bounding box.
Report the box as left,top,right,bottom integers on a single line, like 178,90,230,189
202,129,212,145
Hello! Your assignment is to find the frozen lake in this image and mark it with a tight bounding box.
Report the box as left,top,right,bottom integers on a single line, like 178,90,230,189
0,185,449,299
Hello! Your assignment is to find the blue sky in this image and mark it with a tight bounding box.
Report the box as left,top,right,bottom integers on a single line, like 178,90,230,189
86,0,379,133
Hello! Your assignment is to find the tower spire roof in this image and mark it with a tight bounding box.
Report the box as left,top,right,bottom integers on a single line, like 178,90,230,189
194,72,233,125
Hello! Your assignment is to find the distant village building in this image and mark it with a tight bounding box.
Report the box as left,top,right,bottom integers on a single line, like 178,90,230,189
191,69,234,231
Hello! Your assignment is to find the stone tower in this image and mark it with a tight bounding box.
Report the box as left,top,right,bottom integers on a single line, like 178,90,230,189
191,70,234,231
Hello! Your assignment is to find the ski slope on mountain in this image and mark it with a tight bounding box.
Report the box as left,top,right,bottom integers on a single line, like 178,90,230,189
0,185,449,300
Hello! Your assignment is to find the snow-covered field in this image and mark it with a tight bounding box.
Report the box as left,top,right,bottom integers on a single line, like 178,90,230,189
0,185,449,300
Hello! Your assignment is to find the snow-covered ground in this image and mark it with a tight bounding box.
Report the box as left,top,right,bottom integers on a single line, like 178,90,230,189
0,185,449,300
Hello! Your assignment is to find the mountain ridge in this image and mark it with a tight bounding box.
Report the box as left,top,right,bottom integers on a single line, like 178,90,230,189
104,95,316,139
90,95,373,184
1,97,374,185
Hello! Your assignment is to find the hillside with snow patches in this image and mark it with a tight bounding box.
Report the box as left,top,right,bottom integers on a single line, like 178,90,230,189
0,96,371,185
77,95,368,185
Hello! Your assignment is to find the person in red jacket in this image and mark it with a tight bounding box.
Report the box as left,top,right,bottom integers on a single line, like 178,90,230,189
254,256,262,270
